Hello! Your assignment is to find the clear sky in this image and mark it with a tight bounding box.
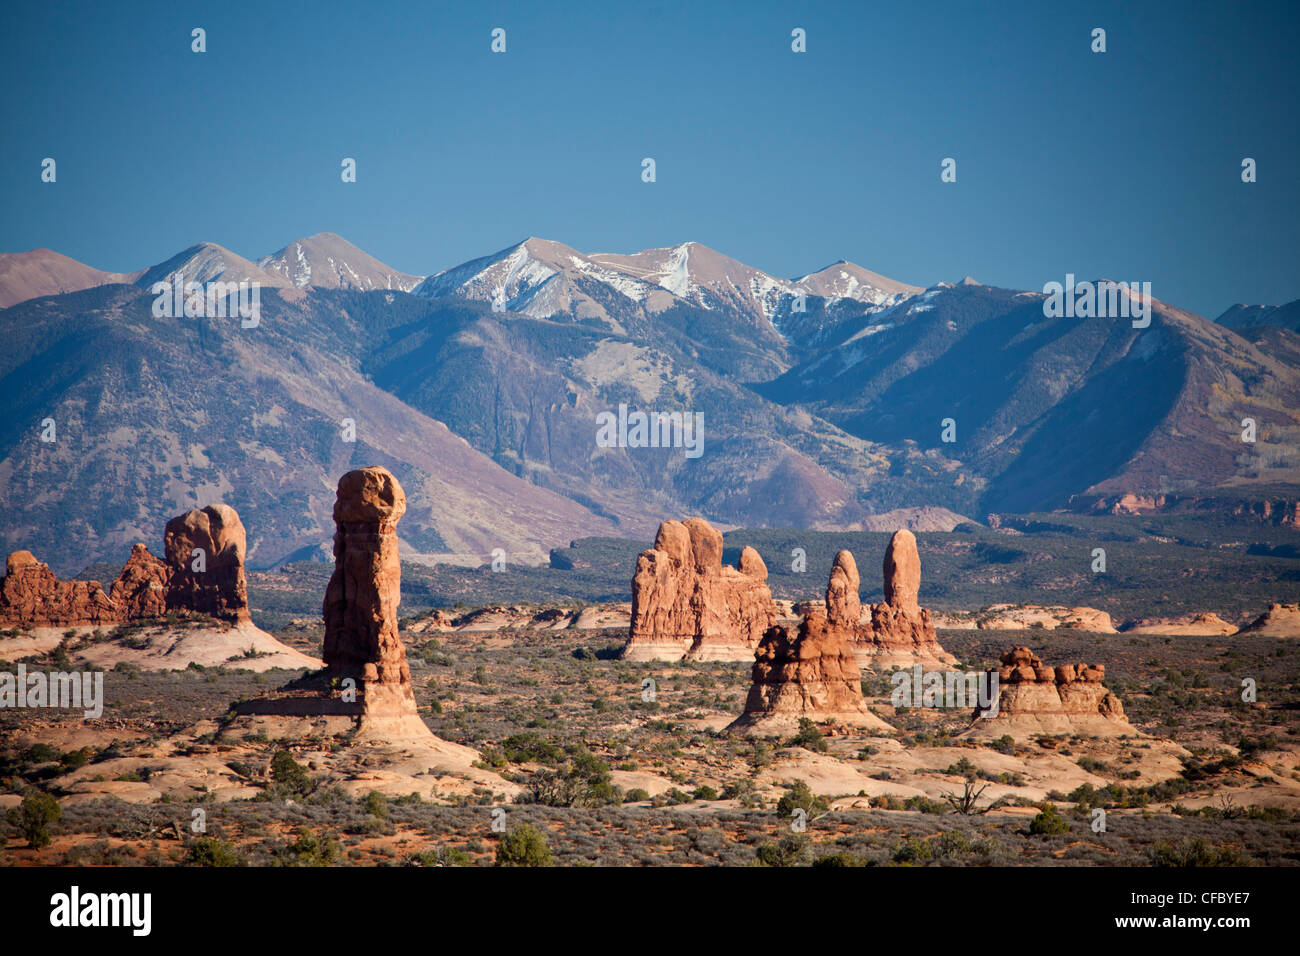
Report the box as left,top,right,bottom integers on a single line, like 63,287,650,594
2,0,1297,319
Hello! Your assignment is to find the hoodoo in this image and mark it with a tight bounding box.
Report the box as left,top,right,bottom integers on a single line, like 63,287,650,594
321,466,428,737
854,530,958,668
728,608,892,733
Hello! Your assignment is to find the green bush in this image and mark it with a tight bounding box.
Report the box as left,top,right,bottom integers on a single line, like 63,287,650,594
185,837,243,867
776,780,827,818
755,834,810,867
495,823,553,867
790,719,828,753
1029,803,1070,836
1149,837,1254,867
363,790,388,819
270,749,311,795
9,791,62,848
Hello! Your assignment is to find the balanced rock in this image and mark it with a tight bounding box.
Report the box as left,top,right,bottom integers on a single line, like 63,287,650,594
322,466,423,735
967,646,1135,738
163,504,250,621
0,550,120,628
728,609,892,733
621,518,777,662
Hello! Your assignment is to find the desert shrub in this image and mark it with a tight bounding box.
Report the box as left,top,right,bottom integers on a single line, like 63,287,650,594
790,719,828,753
892,837,933,864
270,749,311,796
279,828,341,866
363,791,387,819
495,823,553,866
692,785,718,801
814,851,870,867
1149,837,1255,867
776,780,827,819
1029,804,1070,836
755,834,810,867
902,795,948,814
185,836,244,866
500,732,564,765
10,791,61,847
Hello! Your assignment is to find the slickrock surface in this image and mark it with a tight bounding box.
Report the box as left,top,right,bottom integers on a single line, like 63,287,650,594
1123,613,1236,636
163,504,250,622
621,518,777,662
931,604,1116,633
967,646,1137,738
728,609,893,733
1235,603,1300,638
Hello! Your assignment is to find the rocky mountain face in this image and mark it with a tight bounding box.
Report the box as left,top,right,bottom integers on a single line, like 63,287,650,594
0,283,617,573
2,234,1298,576
0,249,140,309
259,233,423,292
760,280,1300,514
1216,298,1300,333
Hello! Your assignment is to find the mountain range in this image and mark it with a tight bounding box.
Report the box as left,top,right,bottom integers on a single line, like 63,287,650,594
2,233,1298,574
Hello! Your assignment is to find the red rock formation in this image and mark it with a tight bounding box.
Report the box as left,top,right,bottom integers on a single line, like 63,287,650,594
322,466,422,734
109,544,170,620
728,609,892,733
163,504,250,622
969,646,1134,738
852,530,957,668
621,518,777,661
0,550,120,628
825,550,861,628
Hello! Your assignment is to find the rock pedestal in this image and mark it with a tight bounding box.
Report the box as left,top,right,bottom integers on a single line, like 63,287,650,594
322,466,423,736
853,530,958,668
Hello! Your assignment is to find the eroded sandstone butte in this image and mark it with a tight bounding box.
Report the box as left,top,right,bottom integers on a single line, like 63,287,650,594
0,550,119,628
1,503,254,629
621,517,777,662
967,646,1136,738
728,608,892,733
164,504,250,622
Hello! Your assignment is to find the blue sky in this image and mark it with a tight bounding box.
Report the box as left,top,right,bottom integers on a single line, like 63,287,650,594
2,0,1297,318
